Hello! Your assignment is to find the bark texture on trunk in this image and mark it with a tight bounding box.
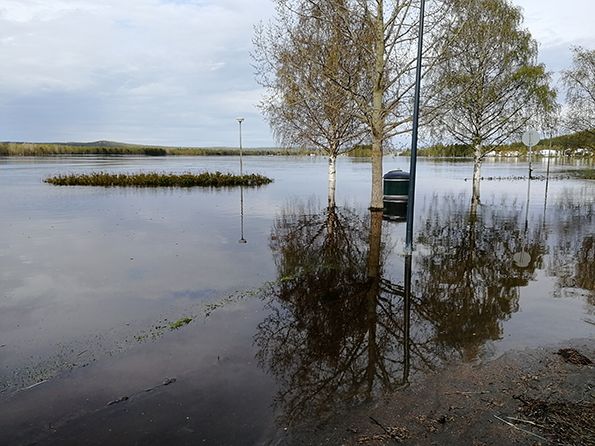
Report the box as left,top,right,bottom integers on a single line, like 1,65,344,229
327,154,337,209
367,209,383,279
370,2,385,211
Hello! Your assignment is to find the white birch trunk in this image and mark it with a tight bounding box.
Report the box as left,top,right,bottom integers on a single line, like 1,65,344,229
328,154,337,208
472,145,482,205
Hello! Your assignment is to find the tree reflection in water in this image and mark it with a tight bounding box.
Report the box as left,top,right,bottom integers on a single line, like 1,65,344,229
255,195,549,424
416,193,545,359
256,204,410,423
545,186,594,298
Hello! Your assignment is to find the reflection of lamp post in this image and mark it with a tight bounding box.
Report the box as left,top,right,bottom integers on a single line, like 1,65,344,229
236,117,244,176
239,185,247,244
237,118,247,244
402,254,412,386
513,176,532,268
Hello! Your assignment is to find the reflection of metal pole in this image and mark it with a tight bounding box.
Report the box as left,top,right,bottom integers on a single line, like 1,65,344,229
544,130,553,208
402,254,412,385
239,185,247,244
513,177,531,267
237,118,244,177
405,0,426,252
524,175,531,234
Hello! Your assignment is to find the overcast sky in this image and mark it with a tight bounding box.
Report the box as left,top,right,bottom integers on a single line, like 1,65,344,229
0,0,593,147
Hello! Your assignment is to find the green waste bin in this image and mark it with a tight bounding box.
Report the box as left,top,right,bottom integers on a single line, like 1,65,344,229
383,170,410,200
383,170,409,221
383,200,407,220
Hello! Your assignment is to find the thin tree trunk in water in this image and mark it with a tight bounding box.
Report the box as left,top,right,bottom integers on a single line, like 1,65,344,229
327,154,337,209
370,2,385,211
367,210,383,279
472,145,482,205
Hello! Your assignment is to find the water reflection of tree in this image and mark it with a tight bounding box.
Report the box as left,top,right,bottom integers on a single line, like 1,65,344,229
545,187,594,297
256,196,546,424
415,194,546,359
257,204,412,423
576,237,594,293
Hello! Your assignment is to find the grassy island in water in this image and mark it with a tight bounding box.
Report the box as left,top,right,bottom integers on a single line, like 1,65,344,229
45,171,273,188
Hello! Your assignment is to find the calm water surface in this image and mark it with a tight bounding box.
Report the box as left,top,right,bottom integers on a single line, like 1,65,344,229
0,155,593,445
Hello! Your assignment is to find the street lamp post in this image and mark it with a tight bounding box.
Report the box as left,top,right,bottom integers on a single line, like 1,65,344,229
236,118,244,176
405,0,426,253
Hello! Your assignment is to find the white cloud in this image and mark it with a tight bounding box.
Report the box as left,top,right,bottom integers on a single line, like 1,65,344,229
0,0,592,145
0,0,276,145
515,0,595,48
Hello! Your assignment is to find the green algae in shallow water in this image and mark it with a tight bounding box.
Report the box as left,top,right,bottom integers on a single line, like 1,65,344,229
44,171,273,188
563,168,595,180
169,317,193,330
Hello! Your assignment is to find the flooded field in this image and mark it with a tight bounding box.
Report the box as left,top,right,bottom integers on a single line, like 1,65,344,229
0,155,593,445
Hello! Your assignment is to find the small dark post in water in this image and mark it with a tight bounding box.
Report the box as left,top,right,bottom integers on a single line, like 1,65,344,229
237,117,245,177
522,129,540,181
405,0,426,252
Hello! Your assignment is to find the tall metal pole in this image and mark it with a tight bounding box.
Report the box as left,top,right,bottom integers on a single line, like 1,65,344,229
405,0,426,252
237,117,244,176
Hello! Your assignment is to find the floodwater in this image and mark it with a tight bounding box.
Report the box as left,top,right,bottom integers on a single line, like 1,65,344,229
0,155,593,445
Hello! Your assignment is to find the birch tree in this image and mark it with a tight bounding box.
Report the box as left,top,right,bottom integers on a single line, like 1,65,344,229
334,0,452,210
427,0,555,202
255,0,452,210
562,46,595,138
254,0,369,207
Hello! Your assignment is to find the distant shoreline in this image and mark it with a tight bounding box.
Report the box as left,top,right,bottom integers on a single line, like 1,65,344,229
1,141,592,159
0,142,305,157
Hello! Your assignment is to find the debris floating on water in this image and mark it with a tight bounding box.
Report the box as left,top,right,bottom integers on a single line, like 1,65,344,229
556,348,592,365
107,396,129,406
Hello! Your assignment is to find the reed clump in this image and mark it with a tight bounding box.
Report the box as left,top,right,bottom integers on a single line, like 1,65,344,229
45,171,273,188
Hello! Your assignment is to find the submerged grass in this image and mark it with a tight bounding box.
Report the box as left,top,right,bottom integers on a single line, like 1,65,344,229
562,168,595,180
44,171,273,188
168,317,193,330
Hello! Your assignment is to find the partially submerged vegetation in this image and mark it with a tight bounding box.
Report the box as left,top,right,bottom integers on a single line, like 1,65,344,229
562,168,595,180
45,171,273,188
168,317,193,330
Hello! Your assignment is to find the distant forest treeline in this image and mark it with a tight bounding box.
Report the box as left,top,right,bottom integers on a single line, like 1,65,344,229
1,130,593,158
0,141,309,157
400,130,595,157
0,141,381,157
